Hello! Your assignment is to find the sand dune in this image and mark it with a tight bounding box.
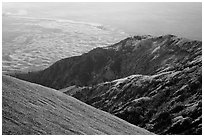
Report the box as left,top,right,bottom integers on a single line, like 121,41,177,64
2,75,153,135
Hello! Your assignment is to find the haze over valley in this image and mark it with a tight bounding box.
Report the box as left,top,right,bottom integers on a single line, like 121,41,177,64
2,2,202,72
2,15,128,72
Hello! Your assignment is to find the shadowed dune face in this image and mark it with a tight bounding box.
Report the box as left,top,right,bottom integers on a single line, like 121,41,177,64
2,75,153,135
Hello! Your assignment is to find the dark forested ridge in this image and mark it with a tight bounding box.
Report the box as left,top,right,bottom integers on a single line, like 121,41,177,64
10,34,202,134
71,61,202,134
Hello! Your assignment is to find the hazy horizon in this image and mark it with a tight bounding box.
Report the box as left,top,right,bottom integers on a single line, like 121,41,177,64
3,2,202,40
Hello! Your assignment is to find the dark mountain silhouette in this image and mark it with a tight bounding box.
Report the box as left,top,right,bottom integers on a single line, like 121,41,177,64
10,34,202,134
11,34,201,89
2,75,153,135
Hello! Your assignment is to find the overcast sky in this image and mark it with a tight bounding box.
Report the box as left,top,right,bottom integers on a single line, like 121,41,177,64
3,2,202,40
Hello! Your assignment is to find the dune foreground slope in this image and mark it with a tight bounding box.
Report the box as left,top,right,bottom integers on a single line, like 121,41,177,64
2,75,153,135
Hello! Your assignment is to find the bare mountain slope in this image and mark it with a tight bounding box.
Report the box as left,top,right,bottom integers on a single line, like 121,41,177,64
2,75,153,135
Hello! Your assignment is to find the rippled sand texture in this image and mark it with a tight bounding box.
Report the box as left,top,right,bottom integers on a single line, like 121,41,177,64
2,16,128,73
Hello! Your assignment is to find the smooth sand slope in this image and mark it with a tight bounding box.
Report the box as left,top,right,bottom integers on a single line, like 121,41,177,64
2,75,153,135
